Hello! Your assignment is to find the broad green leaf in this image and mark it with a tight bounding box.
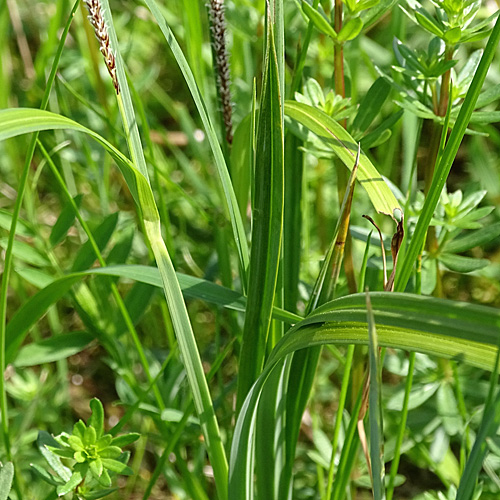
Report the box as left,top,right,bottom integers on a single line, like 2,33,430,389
71,212,118,272
469,110,500,124
31,462,63,487
445,222,500,253
285,101,400,218
337,17,363,43
56,471,83,496
14,332,93,367
360,110,403,149
100,458,133,475
16,268,55,288
110,433,140,447
475,83,500,108
5,266,299,367
84,488,119,500
237,16,284,409
0,238,50,267
352,77,392,137
444,26,462,44
414,10,444,37
50,194,83,247
37,431,72,482
6,275,82,364
439,253,489,273
0,209,34,237
229,291,500,498
395,17,500,292
386,382,439,411
437,383,462,436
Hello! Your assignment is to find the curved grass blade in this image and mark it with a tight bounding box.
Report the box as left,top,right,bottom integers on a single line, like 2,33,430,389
142,0,249,281
229,292,500,497
0,1,81,476
0,108,157,217
366,292,385,500
6,265,300,368
0,102,228,496
284,101,401,218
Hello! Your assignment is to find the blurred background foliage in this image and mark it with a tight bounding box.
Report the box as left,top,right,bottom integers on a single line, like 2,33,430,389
2,0,500,498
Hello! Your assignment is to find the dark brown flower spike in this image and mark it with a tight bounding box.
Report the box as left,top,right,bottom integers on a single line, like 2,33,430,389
85,0,120,94
208,0,233,145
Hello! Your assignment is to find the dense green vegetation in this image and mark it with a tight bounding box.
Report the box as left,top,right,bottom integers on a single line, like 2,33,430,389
2,0,500,498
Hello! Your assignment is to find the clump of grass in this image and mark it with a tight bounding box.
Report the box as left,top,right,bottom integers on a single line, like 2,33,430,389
2,1,500,500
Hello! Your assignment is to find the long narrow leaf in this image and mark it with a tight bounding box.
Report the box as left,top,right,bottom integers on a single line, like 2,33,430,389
237,17,284,410
284,101,400,218
143,0,249,280
366,293,385,500
229,292,500,497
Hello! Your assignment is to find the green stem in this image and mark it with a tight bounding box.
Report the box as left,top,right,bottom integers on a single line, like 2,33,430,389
325,345,355,500
423,48,453,282
386,352,415,500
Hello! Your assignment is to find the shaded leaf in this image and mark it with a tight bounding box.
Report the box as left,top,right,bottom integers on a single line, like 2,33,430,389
439,253,489,273
50,194,83,247
14,332,93,367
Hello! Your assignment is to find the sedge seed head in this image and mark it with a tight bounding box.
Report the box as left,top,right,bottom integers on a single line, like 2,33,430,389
85,0,120,94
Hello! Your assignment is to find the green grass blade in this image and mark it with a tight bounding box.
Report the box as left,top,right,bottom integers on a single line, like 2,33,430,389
0,108,155,213
386,352,415,500
99,0,149,179
325,344,355,500
284,101,401,218
366,292,385,500
230,291,500,498
283,133,303,313
143,0,249,281
267,292,500,371
236,16,284,410
6,265,300,368
283,161,357,498
330,388,363,500
456,390,500,500
14,332,94,367
92,4,230,485
394,16,500,292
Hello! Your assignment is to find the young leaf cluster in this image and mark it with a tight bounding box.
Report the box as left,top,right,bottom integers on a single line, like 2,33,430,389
34,399,138,499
